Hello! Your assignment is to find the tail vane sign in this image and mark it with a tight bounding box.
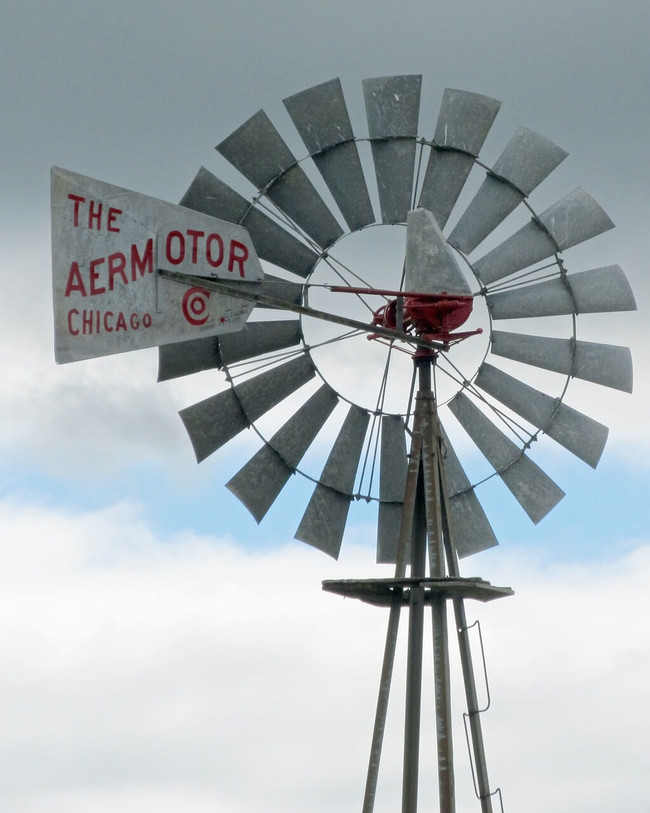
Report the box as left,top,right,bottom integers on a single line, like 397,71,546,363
51,167,264,363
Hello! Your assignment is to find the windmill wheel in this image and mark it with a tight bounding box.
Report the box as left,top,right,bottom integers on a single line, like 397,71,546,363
158,76,636,561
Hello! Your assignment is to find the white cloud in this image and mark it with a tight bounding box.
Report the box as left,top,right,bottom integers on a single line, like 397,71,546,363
0,497,647,812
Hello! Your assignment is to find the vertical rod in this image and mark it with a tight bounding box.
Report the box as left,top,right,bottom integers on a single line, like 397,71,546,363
362,596,402,813
452,597,494,813
420,360,455,813
402,470,427,813
363,409,425,813
434,411,494,813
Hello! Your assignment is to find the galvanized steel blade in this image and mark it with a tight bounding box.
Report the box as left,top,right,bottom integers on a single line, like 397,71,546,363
179,353,315,462
449,127,568,254
283,78,375,231
226,384,338,523
475,362,609,467
363,75,422,223
439,426,498,557
216,111,343,249
219,319,302,366
254,274,303,309
405,207,472,295
295,404,370,557
294,486,352,559
487,265,637,319
181,167,319,278
377,414,409,564
448,392,565,523
491,331,633,393
473,189,615,286
418,89,501,229
157,319,302,382
158,336,219,382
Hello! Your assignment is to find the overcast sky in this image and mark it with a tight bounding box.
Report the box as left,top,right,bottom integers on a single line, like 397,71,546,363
2,1,649,811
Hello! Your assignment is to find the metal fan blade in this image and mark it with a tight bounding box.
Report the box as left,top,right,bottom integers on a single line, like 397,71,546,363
179,353,315,462
216,111,343,249
491,331,633,393
474,189,615,286
488,265,637,319
377,414,409,563
158,336,219,382
449,127,568,254
295,405,370,558
448,392,565,523
283,78,375,232
226,384,338,522
218,319,302,366
158,319,302,382
363,75,422,224
253,274,303,310
405,207,472,295
418,89,501,229
475,362,608,467
181,167,319,278
439,426,498,558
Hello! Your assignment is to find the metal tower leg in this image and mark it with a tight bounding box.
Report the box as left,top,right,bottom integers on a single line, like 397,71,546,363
354,355,507,813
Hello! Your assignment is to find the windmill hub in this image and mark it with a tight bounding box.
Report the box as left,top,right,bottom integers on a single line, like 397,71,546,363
369,291,481,347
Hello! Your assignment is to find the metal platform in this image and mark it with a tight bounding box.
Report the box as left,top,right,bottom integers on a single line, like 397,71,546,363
323,576,513,607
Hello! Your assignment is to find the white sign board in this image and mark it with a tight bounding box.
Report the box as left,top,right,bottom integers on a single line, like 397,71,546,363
51,166,264,363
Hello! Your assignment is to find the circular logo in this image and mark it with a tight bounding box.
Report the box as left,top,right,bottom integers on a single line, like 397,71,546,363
182,286,211,326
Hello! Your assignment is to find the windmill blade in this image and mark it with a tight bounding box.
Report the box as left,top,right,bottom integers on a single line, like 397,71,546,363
491,331,633,393
158,320,302,382
179,353,315,462
418,89,501,229
448,392,565,523
283,78,375,232
475,362,608,467
216,110,343,249
449,127,568,254
377,414,409,563
253,274,303,309
363,75,422,224
296,405,370,558
488,265,637,319
181,167,319,278
226,384,338,523
405,207,472,295
439,426,498,558
474,189,615,286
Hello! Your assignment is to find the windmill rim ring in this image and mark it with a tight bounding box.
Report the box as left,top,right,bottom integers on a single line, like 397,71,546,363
218,131,578,502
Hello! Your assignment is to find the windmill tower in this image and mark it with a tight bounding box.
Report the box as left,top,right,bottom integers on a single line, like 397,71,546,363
52,76,636,811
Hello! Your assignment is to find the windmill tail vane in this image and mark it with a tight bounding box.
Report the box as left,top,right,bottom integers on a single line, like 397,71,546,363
52,74,636,812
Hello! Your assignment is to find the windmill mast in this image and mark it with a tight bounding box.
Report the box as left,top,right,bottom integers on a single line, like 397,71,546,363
325,342,513,813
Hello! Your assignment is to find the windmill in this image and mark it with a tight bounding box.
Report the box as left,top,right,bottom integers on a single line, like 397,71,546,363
52,76,636,811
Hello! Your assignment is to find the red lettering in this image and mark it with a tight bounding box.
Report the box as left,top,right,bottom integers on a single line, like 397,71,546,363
89,258,106,295
88,200,102,230
228,240,249,278
130,313,140,330
64,262,87,297
68,194,86,227
186,229,205,263
206,233,224,267
103,311,114,332
142,313,152,328
108,253,128,289
166,231,185,265
115,312,127,331
131,238,154,280
82,310,94,335
67,309,80,335
107,207,122,232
